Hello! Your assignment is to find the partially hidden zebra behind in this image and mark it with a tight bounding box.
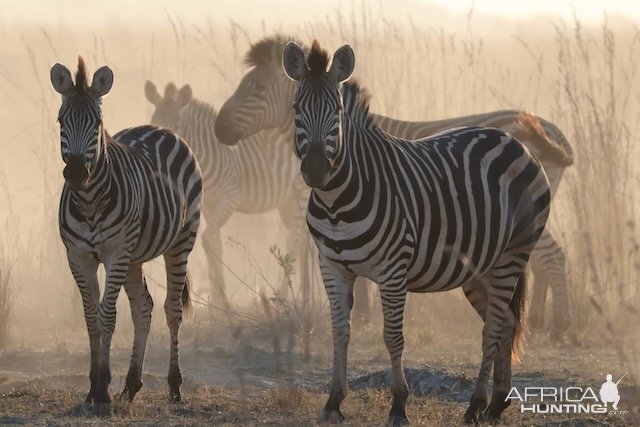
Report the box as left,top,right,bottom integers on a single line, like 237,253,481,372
213,34,572,337
144,81,308,307
51,58,202,409
282,40,550,425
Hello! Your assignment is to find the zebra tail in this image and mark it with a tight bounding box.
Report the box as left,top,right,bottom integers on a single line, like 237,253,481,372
182,270,192,315
510,267,529,363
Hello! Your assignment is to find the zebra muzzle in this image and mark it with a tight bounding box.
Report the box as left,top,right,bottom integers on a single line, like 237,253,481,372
63,157,89,190
301,144,331,189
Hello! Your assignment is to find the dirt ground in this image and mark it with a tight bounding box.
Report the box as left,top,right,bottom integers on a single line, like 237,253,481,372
1,310,638,426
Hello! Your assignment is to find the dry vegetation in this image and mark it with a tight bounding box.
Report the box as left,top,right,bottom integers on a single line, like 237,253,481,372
0,2,639,425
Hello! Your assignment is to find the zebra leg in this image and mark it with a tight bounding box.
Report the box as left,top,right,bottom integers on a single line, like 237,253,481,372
68,255,100,404
463,271,519,424
380,283,409,426
120,264,153,402
481,309,514,423
95,257,131,412
163,227,198,403
201,196,238,311
318,262,356,424
527,248,549,331
534,229,570,340
200,225,228,310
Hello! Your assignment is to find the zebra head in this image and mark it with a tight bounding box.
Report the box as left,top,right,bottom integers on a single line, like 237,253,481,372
215,35,297,146
282,41,355,189
50,57,113,191
145,81,192,131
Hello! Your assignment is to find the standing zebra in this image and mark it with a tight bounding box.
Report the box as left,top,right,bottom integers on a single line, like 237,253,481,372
50,58,202,408
281,41,550,424
214,34,572,337
144,81,308,305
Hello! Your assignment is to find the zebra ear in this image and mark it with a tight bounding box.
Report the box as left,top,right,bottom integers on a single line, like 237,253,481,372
91,66,113,97
282,41,308,81
329,44,355,83
145,80,161,105
50,63,74,95
177,84,192,108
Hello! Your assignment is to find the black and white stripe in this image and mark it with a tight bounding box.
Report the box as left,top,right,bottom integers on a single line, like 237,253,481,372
51,58,202,408
214,34,572,336
282,41,550,424
145,82,308,305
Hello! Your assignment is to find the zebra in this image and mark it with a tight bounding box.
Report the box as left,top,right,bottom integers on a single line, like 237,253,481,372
144,81,308,305
213,34,572,337
282,40,550,425
50,58,202,408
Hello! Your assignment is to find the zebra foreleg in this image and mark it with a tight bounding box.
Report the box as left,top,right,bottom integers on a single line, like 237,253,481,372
201,197,237,311
380,282,409,426
68,257,100,405
95,257,131,413
120,264,153,402
318,263,356,424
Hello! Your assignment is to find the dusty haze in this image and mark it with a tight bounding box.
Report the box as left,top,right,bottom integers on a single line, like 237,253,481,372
0,0,639,424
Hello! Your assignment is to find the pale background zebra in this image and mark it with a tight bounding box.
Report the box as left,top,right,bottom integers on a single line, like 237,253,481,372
144,81,309,307
51,58,202,408
213,34,573,336
282,40,551,424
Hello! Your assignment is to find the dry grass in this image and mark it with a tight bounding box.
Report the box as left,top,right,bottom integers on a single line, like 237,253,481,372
0,4,639,425
0,385,635,426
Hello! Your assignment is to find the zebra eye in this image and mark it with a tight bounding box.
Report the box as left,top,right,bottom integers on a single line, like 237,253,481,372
292,102,300,113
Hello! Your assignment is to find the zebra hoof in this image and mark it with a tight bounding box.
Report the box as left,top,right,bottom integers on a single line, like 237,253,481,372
169,388,182,403
93,402,111,417
480,393,510,424
463,395,487,424
318,408,345,424
121,376,143,402
387,414,410,426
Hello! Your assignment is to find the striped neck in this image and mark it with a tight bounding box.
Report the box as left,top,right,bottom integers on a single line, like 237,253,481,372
177,99,222,159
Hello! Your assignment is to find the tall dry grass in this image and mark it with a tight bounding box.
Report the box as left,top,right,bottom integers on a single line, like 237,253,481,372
546,17,640,358
0,4,637,354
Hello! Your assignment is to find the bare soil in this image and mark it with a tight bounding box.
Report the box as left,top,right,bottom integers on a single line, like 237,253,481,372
1,316,638,426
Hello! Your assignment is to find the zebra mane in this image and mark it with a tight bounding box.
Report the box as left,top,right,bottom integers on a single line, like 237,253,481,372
245,34,301,67
75,56,89,92
341,80,373,128
307,40,330,76
184,97,217,120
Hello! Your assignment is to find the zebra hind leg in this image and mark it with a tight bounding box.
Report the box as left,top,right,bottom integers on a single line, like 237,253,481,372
463,269,523,424
480,311,514,423
163,228,198,403
482,268,527,422
120,264,154,402
461,280,489,424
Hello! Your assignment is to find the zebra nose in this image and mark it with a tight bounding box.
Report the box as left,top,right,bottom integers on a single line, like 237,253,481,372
301,144,331,188
63,156,89,190
214,109,242,146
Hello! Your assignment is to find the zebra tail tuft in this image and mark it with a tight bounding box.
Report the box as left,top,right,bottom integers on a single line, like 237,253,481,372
182,270,192,315
510,266,529,364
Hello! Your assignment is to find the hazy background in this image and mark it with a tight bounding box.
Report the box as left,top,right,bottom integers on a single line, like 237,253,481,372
0,0,638,372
